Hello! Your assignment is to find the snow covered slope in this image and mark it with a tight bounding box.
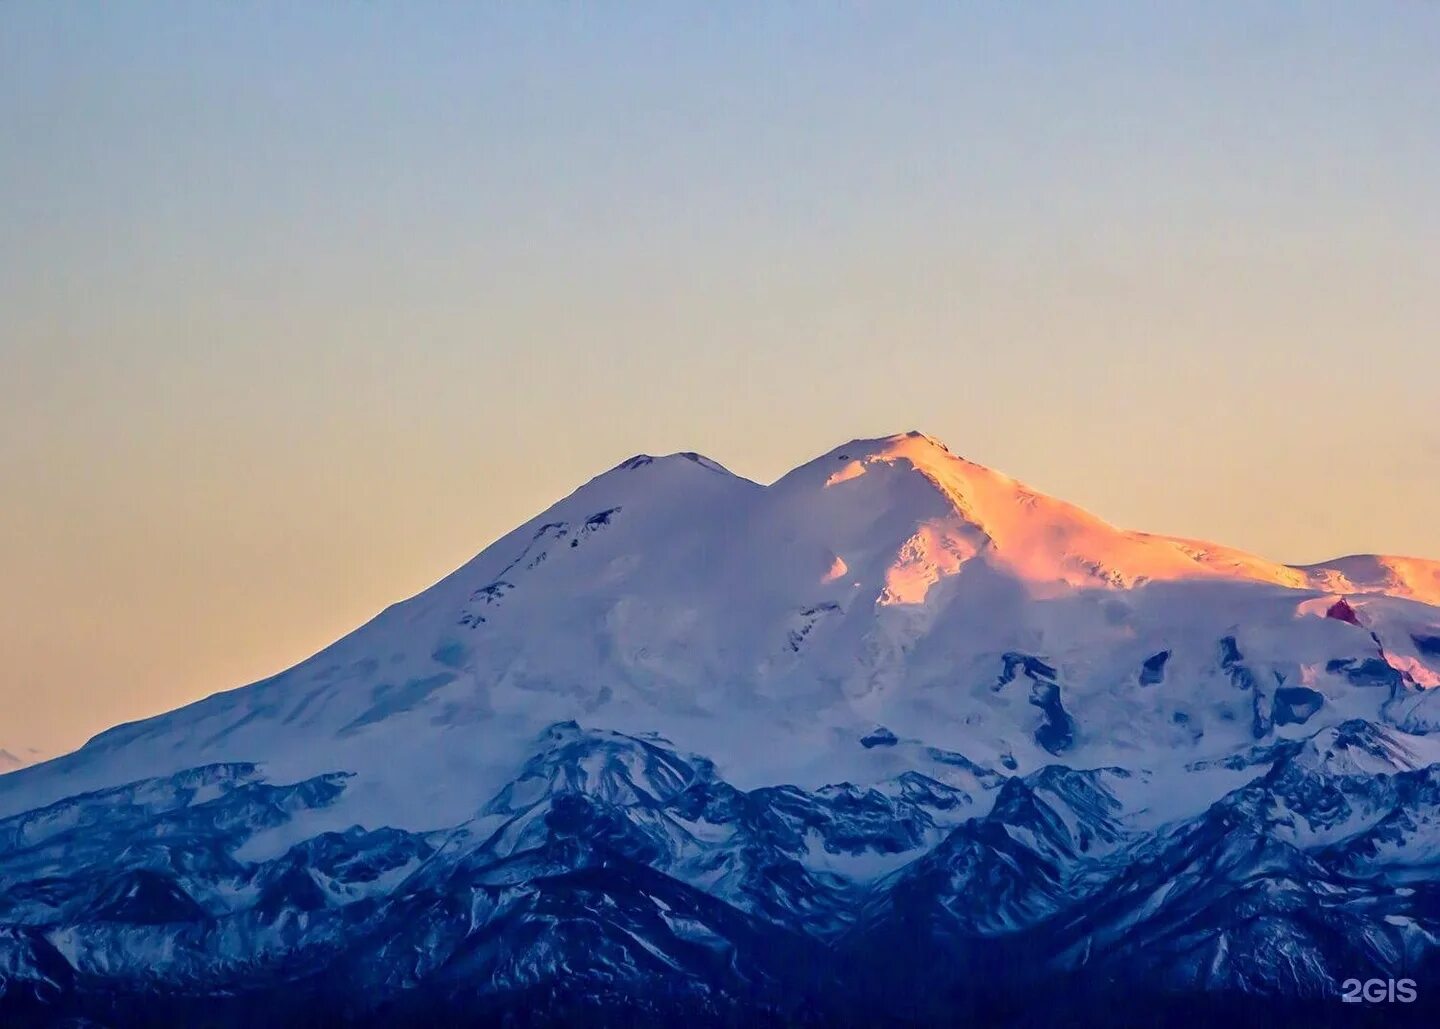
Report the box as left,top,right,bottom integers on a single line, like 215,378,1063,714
6,431,1437,826
3,431,1440,1022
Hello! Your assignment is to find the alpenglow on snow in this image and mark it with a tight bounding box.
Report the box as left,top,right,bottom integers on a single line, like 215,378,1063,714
4,432,1440,1023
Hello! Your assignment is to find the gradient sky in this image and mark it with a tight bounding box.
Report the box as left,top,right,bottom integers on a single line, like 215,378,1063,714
3,3,1439,756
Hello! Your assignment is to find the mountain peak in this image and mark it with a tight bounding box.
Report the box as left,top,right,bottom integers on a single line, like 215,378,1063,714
6,431,1440,827
607,450,739,479
782,431,1328,595
821,430,957,465
814,431,1023,491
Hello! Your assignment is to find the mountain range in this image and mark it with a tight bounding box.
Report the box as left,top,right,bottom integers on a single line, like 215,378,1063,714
3,431,1439,1025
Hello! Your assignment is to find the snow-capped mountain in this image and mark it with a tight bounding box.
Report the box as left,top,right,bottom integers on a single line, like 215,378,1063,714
3,431,1440,1024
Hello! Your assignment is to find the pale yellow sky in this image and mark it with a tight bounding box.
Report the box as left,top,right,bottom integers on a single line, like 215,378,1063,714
3,4,1438,754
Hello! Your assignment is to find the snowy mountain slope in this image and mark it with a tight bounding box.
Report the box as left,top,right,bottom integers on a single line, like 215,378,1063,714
5,432,1437,828
4,721,1440,1023
3,431,1440,1022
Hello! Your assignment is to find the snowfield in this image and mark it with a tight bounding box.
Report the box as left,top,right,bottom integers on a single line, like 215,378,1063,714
3,432,1440,1022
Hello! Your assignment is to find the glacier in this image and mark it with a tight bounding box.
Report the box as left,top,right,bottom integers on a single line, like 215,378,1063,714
3,431,1440,1024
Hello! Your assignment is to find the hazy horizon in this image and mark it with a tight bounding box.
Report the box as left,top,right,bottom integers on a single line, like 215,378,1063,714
4,3,1439,755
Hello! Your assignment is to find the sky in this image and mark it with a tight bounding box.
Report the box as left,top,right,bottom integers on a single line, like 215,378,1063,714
3,2,1439,756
